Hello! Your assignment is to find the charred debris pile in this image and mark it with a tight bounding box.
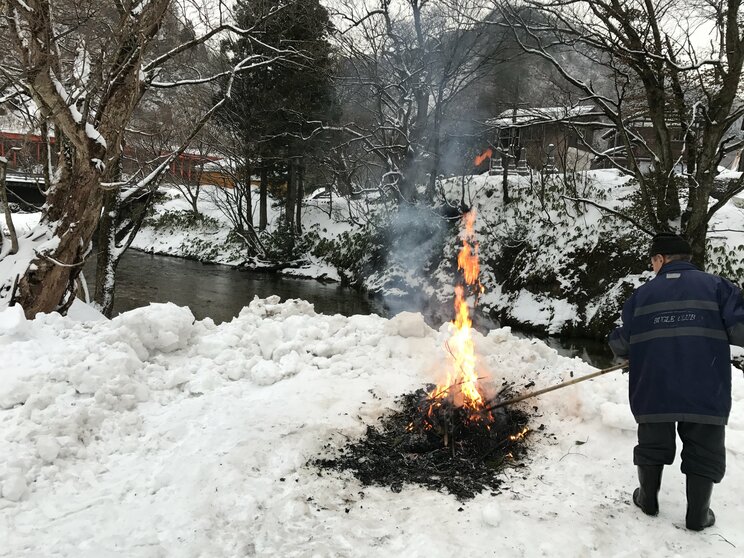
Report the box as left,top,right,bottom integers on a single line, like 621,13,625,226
315,386,541,501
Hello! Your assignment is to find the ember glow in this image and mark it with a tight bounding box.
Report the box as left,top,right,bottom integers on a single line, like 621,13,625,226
509,426,529,441
474,147,493,167
429,210,490,418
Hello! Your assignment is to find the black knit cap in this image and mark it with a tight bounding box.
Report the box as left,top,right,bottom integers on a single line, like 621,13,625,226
649,232,691,256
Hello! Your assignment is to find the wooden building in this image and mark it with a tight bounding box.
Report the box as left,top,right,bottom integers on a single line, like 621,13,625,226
484,105,606,173
485,104,744,175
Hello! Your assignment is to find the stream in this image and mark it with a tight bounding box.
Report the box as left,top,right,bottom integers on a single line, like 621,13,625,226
84,249,617,368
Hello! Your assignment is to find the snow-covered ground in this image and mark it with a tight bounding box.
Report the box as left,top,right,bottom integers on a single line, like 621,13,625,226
2,300,744,557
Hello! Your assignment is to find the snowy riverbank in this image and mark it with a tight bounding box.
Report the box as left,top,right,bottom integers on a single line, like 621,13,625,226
129,186,354,282
127,170,744,338
2,300,744,556
4,169,743,338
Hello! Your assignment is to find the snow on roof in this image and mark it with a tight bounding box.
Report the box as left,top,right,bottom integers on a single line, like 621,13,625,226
0,108,46,137
486,105,598,128
201,157,238,171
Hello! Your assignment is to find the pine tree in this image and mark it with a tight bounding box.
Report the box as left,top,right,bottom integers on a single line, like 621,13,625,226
219,0,338,234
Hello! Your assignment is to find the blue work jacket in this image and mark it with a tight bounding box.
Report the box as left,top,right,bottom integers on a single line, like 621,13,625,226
609,261,744,425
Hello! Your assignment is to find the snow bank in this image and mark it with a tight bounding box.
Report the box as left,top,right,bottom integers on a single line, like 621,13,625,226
130,187,354,279
2,300,744,556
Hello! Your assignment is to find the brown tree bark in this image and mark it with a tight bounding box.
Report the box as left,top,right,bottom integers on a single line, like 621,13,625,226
17,158,104,316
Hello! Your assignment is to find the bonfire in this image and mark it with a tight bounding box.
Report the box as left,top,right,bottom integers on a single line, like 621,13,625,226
316,210,534,500
421,209,514,443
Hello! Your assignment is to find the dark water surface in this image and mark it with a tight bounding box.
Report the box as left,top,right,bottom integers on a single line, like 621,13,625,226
84,250,383,324
85,249,615,367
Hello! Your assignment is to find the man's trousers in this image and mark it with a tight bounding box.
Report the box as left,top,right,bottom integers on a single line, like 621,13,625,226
633,422,726,483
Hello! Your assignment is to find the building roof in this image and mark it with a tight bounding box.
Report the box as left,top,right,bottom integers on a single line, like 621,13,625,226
486,105,597,128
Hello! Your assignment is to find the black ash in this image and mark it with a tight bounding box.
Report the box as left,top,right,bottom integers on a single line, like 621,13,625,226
314,386,536,501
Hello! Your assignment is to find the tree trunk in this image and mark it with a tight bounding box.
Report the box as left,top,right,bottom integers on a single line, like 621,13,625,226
190,187,200,216
502,153,510,204
40,122,54,192
427,128,441,202
398,158,418,203
683,122,729,270
295,162,303,233
15,161,103,317
0,159,19,255
285,160,296,231
686,222,708,270
93,188,121,317
651,171,681,227
244,161,253,229
683,171,716,270
259,165,268,231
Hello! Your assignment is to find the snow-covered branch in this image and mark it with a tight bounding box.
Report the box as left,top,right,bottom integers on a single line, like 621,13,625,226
141,6,291,74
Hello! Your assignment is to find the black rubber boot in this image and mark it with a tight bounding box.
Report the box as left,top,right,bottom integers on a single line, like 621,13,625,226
632,465,663,516
685,474,716,531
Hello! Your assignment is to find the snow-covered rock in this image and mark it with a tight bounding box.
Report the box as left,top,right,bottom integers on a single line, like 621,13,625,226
1,474,27,502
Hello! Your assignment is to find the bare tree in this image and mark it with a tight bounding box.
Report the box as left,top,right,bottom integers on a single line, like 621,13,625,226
205,146,265,256
497,0,744,266
326,0,508,205
0,0,295,317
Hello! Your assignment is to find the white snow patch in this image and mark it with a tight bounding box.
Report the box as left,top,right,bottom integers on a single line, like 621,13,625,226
1,300,743,556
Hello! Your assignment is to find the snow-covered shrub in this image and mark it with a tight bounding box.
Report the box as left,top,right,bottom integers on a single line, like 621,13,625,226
708,242,744,286
143,209,220,231
313,220,386,284
260,223,322,263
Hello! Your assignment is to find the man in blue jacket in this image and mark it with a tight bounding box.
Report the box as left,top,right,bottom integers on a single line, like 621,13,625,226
609,232,744,530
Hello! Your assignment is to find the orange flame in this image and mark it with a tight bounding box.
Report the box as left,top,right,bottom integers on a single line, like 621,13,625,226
474,147,493,167
430,210,488,416
457,211,481,288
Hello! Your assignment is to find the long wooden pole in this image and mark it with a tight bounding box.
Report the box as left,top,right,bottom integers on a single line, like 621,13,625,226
484,361,628,412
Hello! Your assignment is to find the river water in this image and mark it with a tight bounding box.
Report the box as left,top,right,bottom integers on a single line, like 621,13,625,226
85,249,616,368
84,250,384,324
